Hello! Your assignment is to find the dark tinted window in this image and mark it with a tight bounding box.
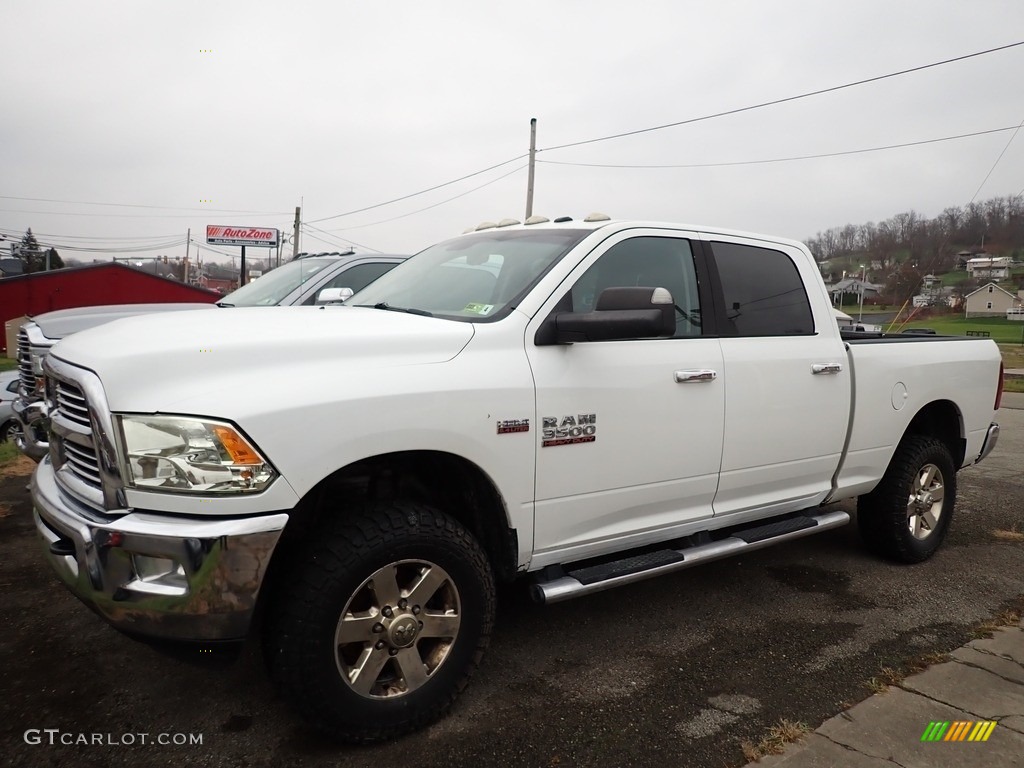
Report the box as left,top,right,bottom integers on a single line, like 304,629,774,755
303,262,397,305
711,242,813,336
570,236,702,338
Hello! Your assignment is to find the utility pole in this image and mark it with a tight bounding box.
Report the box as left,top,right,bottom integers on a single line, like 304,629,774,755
858,265,866,323
292,206,301,260
525,118,537,220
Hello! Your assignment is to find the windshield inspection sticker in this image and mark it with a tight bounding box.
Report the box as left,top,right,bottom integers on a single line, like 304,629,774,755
497,419,530,435
542,414,596,447
464,303,494,315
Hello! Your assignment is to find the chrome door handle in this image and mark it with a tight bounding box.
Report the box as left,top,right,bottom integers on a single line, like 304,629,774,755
811,363,843,375
674,369,717,383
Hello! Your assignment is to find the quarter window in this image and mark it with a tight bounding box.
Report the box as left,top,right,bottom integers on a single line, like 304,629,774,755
711,242,814,336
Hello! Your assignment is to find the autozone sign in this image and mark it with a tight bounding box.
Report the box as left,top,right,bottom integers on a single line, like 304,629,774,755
206,226,280,247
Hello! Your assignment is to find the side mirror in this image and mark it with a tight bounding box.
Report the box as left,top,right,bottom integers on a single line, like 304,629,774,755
316,287,354,305
535,286,676,345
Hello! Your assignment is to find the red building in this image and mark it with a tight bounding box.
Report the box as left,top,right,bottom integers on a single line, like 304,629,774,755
1,262,220,351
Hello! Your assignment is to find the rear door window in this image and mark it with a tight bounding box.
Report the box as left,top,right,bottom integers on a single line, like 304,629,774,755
710,242,814,336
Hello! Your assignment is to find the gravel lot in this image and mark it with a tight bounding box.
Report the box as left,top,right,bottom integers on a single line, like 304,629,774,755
2,409,1022,768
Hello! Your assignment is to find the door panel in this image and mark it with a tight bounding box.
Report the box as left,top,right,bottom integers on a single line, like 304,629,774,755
707,238,850,517
526,231,725,562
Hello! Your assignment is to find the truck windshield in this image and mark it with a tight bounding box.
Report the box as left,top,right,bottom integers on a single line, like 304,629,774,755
219,258,336,306
350,229,588,321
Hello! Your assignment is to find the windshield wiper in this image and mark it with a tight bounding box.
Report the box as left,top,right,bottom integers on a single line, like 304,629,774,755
215,302,235,308
357,302,433,317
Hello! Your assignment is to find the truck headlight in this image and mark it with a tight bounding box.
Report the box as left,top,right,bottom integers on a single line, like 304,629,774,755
115,415,277,494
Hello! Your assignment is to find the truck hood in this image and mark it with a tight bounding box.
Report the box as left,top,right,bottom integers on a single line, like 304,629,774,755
50,306,475,412
33,303,215,340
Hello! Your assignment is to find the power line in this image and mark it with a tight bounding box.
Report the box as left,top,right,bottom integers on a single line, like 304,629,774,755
0,194,289,215
537,126,1022,169
305,154,528,224
33,239,187,254
316,164,528,234
539,40,1024,153
967,115,1024,203
0,227,184,244
0,207,279,220
300,224,382,254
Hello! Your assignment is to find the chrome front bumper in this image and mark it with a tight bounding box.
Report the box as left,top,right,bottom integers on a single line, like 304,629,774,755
32,458,289,642
13,397,49,462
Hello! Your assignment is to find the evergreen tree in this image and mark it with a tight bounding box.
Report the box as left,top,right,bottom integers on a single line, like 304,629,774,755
17,228,63,272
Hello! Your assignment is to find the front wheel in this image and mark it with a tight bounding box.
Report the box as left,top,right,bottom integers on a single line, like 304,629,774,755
0,420,18,444
857,435,957,563
265,503,495,743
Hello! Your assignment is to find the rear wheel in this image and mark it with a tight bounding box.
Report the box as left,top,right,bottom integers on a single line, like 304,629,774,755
857,435,956,563
265,502,495,742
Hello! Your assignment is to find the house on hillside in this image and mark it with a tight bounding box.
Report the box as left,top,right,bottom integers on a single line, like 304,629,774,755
826,277,882,305
963,282,1021,318
966,256,1012,280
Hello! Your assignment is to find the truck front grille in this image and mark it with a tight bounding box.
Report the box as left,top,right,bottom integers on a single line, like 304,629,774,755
17,328,35,394
44,363,124,514
54,380,92,429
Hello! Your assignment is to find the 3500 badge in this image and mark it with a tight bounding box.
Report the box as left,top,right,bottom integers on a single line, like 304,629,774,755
542,414,596,447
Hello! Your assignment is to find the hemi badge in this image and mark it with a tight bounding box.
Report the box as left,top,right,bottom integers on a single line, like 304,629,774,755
497,419,530,435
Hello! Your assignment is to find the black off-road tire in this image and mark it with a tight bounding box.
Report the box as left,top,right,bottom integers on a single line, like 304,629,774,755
264,502,495,743
857,435,957,563
0,420,17,444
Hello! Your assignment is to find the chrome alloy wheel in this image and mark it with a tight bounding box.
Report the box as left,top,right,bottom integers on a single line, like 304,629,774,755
334,559,461,699
907,463,945,540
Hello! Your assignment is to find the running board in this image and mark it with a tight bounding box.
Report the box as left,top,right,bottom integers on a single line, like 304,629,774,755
530,510,850,604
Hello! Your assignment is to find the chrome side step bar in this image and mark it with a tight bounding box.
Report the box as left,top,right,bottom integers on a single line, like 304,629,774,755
530,510,850,604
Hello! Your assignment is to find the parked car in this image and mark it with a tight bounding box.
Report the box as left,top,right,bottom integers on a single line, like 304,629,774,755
30,217,1001,742
14,252,406,460
0,371,20,443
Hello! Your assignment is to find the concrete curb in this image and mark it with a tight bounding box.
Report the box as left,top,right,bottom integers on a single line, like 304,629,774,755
747,620,1024,767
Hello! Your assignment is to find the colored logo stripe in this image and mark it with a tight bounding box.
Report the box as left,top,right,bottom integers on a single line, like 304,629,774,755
971,721,998,742
920,720,997,742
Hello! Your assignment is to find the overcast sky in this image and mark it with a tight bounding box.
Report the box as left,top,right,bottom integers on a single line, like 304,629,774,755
2,0,1023,265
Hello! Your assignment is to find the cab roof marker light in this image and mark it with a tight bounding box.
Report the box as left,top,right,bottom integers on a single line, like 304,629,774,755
496,218,521,228
553,216,573,223
524,216,550,225
584,212,611,222
475,221,498,231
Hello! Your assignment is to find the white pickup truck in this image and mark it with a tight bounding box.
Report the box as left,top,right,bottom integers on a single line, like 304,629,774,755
31,217,1002,742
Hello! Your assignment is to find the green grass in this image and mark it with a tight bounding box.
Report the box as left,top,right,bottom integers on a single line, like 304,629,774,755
1005,378,1024,393
837,304,895,314
0,357,17,372
941,271,972,286
0,440,19,465
893,314,1024,343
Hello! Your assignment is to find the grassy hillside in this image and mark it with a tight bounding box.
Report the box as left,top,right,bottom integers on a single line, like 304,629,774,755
896,315,1024,343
